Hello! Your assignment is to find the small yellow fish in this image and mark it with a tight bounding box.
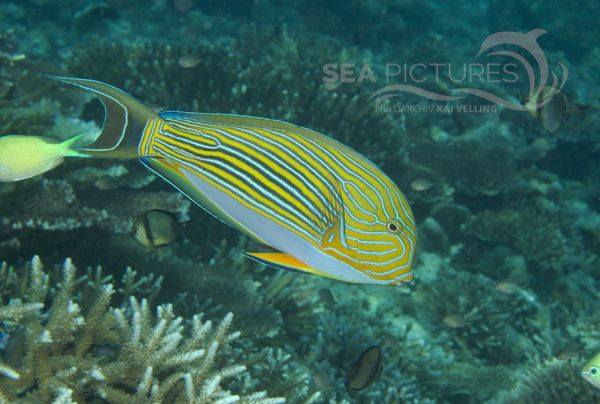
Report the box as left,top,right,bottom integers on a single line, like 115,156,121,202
0,133,88,182
132,209,179,247
581,352,600,389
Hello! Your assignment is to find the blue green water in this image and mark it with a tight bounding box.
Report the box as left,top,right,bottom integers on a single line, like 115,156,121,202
0,1,599,402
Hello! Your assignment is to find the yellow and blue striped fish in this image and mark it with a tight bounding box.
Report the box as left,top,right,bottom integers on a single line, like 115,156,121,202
53,77,416,286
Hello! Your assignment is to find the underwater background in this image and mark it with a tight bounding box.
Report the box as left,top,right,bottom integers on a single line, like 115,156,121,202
1,0,600,402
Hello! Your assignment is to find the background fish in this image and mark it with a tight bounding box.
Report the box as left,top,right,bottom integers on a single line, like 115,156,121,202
410,178,436,192
582,352,600,389
525,86,568,132
345,345,383,390
132,209,179,247
0,133,88,182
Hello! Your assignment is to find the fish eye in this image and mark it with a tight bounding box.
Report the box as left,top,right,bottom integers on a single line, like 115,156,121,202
592,367,599,376
385,219,401,235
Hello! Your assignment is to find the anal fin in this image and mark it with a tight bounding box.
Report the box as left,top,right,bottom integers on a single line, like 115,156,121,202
242,252,325,277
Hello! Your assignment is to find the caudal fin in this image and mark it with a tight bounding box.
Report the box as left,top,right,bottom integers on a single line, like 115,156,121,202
61,132,93,158
50,76,157,158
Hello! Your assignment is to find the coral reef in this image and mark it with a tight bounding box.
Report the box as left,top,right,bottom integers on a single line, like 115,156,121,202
464,207,567,272
0,0,599,402
0,256,284,403
496,359,600,403
0,176,191,262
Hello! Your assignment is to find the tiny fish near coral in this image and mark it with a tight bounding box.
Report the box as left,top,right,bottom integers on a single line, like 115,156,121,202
556,346,581,361
495,279,528,294
94,174,121,190
524,86,568,132
178,55,201,68
443,314,472,328
49,76,417,286
345,345,383,391
132,209,179,247
318,288,337,309
410,178,436,192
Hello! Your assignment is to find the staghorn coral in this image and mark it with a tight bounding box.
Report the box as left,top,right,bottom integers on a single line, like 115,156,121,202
0,256,284,403
162,235,324,342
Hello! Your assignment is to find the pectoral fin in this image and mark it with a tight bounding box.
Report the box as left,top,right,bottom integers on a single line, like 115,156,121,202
242,252,326,277
320,172,347,250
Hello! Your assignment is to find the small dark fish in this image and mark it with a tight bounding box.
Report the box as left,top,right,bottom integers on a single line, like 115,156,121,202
318,288,337,309
525,86,568,132
179,55,201,69
132,209,179,247
94,175,120,190
541,90,568,132
73,3,118,32
297,339,310,358
345,345,383,391
556,346,580,361
410,178,435,192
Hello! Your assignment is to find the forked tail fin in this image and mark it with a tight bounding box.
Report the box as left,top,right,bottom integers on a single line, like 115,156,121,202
50,76,158,158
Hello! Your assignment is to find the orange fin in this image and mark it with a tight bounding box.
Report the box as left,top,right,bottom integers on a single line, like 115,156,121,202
242,252,325,277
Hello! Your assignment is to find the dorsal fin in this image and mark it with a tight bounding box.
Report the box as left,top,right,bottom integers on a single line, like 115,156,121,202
50,76,158,158
159,111,346,148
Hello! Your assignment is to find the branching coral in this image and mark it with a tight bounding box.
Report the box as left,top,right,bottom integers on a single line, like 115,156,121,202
413,268,542,365
0,256,284,403
464,207,567,273
494,359,600,403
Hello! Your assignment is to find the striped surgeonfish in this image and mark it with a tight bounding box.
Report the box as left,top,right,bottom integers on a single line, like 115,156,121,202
53,76,417,286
